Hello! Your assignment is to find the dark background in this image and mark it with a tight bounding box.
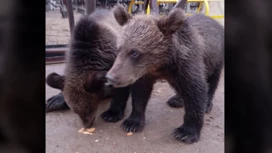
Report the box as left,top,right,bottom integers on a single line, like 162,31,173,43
225,1,272,153
0,0,272,153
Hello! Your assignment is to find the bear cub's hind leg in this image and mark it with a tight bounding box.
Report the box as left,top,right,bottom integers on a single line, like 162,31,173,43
205,64,223,114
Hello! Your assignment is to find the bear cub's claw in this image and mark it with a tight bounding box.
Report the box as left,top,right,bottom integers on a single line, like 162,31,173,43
101,110,124,123
167,95,184,108
205,102,213,114
173,126,200,144
121,117,145,132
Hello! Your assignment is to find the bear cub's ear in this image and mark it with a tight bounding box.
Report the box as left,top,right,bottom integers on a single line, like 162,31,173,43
112,4,132,26
84,72,107,93
157,8,185,35
46,73,65,90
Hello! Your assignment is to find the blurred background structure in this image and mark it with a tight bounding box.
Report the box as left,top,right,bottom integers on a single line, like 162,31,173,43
45,0,224,45
46,0,224,64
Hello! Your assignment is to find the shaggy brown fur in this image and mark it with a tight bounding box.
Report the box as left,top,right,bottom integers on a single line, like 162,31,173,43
46,8,128,128
106,5,224,143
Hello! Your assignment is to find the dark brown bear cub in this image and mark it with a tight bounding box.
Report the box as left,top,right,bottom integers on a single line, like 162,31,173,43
46,8,132,129
106,5,224,143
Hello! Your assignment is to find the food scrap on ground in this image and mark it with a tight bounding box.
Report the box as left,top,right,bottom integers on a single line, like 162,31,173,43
86,128,96,133
83,131,92,135
126,132,133,136
78,128,96,135
78,128,84,133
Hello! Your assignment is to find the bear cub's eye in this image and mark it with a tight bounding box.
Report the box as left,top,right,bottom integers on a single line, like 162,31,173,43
130,49,140,59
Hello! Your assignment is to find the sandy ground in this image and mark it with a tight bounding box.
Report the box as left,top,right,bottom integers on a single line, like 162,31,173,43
46,64,224,153
46,2,224,153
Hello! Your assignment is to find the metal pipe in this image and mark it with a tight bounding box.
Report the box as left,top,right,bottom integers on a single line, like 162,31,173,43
46,48,67,54
150,0,159,14
86,0,96,15
46,48,67,65
172,0,187,9
66,0,75,35
46,56,66,65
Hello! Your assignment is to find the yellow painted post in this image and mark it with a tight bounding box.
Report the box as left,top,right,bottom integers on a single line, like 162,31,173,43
147,3,151,14
128,0,135,13
196,2,203,13
203,0,210,16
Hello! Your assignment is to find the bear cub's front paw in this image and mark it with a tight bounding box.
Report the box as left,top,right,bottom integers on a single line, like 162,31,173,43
121,117,145,132
173,126,200,144
101,110,124,123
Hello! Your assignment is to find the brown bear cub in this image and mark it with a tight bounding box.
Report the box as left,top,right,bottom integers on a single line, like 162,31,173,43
106,5,224,143
46,8,133,129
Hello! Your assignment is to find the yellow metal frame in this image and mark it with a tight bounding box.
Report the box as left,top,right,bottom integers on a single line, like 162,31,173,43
187,0,224,19
128,0,224,19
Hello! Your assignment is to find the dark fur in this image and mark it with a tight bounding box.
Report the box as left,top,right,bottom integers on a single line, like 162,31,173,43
46,72,65,90
46,8,131,128
107,5,224,143
46,73,69,112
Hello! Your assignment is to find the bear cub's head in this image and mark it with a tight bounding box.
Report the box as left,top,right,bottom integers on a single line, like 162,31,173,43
106,5,186,87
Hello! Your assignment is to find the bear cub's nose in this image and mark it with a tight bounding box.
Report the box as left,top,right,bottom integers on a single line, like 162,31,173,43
105,74,117,86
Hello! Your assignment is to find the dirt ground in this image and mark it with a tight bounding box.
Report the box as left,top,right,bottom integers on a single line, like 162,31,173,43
46,64,224,153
